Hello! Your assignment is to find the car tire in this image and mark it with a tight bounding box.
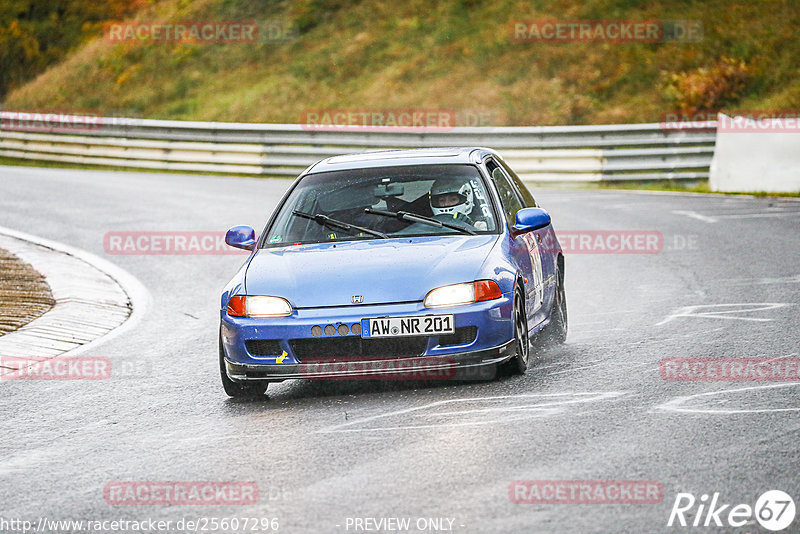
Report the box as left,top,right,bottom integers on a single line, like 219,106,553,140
506,288,530,375
541,263,567,345
219,333,268,398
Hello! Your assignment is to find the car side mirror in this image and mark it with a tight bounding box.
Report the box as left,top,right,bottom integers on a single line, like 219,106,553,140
225,225,257,251
512,208,551,236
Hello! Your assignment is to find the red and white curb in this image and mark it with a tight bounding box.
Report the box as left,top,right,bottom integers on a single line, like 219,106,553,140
0,226,150,376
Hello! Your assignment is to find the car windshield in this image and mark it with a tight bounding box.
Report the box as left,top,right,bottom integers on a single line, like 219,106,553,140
262,164,498,246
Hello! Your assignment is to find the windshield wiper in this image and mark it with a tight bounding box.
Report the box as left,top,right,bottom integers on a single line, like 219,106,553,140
364,208,476,235
292,210,388,239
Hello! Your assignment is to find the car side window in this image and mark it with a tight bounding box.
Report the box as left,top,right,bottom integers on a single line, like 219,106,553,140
499,158,537,207
487,159,524,228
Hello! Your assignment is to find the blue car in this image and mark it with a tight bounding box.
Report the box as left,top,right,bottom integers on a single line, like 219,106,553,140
219,147,567,397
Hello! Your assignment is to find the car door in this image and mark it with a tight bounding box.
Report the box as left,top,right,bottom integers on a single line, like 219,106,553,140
498,157,559,319
486,158,545,326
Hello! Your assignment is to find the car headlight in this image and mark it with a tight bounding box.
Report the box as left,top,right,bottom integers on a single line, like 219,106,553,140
424,280,502,308
227,295,292,317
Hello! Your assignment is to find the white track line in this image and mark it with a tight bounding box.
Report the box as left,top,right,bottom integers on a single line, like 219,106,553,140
316,392,626,433
655,383,800,415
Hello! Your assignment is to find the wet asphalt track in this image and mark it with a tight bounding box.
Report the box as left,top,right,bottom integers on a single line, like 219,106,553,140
1,165,799,533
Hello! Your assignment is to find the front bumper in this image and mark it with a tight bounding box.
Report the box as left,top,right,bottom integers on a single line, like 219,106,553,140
220,296,515,382
223,340,514,381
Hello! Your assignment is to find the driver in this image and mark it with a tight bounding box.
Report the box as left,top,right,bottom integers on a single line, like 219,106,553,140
429,178,488,230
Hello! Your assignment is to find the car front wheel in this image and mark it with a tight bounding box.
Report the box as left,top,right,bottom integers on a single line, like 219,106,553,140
219,334,268,398
507,289,530,375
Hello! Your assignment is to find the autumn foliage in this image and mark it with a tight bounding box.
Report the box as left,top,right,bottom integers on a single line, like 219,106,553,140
0,0,143,97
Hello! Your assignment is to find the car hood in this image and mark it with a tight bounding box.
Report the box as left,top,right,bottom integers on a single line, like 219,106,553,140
245,235,499,308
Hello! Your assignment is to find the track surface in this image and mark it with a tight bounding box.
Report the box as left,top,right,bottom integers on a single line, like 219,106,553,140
1,165,799,533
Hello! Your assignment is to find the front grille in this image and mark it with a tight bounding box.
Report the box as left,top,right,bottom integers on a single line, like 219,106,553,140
438,326,477,347
245,339,283,357
290,336,428,362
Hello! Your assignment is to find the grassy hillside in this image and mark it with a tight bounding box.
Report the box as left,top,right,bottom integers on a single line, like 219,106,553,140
3,0,800,126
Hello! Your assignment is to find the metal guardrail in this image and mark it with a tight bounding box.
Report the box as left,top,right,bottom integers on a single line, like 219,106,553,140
0,113,717,181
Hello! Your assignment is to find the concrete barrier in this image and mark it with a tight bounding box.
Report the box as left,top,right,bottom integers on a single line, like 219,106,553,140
710,113,800,193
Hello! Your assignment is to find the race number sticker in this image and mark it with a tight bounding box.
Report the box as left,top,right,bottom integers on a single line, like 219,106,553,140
522,232,544,311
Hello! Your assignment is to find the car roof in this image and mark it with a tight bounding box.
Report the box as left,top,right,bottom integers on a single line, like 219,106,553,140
305,147,502,174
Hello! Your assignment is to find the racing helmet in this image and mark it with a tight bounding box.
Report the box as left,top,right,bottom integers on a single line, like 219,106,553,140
429,179,474,218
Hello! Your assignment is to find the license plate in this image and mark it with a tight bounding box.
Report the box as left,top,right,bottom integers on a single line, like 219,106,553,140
361,315,455,338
